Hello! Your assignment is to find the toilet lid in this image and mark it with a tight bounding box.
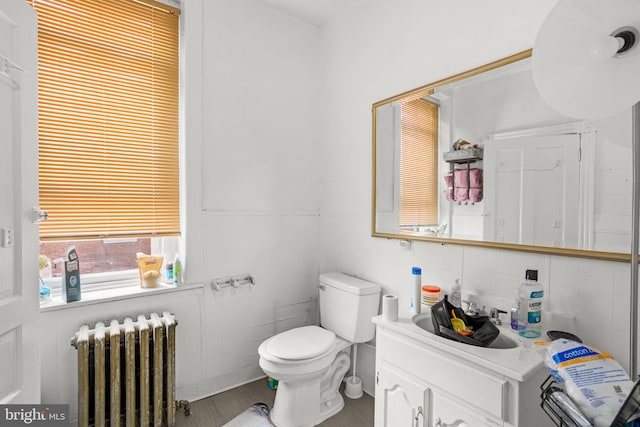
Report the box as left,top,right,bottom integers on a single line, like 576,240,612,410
266,326,335,361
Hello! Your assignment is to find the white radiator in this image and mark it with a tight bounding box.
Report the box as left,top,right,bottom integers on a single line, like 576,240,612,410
71,312,177,427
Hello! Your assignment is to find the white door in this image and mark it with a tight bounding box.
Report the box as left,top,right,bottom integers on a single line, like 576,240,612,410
0,0,40,404
483,134,581,247
375,364,430,427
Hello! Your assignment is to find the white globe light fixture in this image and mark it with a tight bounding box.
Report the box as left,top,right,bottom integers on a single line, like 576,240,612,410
532,0,640,377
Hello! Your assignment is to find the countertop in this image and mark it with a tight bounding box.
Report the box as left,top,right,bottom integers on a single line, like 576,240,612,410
373,309,548,382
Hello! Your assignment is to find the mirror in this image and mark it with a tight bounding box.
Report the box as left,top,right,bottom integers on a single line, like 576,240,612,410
372,50,633,261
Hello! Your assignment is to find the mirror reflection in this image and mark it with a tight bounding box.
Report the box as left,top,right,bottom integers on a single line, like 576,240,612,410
373,51,633,255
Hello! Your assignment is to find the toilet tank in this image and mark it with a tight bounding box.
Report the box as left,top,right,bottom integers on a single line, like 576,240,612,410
318,272,381,343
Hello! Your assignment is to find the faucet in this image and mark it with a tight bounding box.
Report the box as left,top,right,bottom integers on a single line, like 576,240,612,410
462,300,486,317
489,307,508,325
462,300,477,316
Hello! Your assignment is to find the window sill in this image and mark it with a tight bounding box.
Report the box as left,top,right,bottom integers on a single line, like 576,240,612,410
39,281,205,313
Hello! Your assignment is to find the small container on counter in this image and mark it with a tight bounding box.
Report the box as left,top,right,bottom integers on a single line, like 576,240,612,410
421,285,441,307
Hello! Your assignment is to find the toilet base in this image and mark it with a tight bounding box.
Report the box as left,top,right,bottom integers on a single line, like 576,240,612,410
270,351,350,427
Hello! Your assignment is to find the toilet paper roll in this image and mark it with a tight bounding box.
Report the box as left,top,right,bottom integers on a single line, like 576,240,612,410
382,294,399,322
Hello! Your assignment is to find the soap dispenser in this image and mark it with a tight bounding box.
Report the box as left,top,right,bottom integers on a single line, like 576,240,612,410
450,279,462,307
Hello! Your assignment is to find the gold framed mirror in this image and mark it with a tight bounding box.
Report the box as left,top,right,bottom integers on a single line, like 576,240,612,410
372,50,634,262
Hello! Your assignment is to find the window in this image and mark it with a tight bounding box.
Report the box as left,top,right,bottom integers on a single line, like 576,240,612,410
399,97,439,228
30,0,181,283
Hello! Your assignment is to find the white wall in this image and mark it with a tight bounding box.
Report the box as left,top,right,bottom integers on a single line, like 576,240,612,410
319,0,633,394
40,0,323,420
38,0,637,418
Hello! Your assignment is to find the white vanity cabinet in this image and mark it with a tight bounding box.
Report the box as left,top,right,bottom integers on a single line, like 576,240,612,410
375,363,430,427
373,319,554,427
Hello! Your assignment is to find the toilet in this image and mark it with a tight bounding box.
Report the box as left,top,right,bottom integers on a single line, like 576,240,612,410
258,272,381,427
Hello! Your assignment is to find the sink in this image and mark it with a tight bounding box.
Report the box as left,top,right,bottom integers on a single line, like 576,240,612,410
413,313,520,349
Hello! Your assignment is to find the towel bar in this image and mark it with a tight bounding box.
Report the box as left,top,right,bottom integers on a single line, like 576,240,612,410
211,274,255,291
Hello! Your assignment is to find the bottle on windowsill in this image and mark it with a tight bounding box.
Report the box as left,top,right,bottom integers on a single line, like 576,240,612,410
173,254,182,286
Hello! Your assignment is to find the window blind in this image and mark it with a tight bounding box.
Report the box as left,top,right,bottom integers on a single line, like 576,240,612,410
31,0,180,241
400,97,439,227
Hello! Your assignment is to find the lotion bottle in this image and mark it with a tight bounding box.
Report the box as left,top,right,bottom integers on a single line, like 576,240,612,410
411,267,422,314
173,253,183,286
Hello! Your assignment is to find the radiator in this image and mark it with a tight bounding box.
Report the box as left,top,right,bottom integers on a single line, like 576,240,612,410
71,312,177,427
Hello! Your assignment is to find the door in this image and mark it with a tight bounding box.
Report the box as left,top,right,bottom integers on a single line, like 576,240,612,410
0,0,40,404
375,364,430,427
483,133,581,247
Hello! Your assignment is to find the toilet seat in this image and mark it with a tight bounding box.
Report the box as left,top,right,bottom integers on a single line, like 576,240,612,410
258,327,350,383
265,326,335,361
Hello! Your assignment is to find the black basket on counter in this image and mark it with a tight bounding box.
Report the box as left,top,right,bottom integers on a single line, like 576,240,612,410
540,375,640,427
430,298,499,347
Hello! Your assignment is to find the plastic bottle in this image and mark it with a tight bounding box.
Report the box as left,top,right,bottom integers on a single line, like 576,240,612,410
165,262,174,284
510,297,521,331
450,279,462,307
173,254,183,286
518,269,544,338
411,267,422,314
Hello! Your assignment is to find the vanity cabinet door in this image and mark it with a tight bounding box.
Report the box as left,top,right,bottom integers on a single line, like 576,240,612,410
432,390,503,427
375,364,430,427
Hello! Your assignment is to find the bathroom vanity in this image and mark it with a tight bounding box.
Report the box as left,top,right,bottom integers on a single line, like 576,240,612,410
372,312,554,427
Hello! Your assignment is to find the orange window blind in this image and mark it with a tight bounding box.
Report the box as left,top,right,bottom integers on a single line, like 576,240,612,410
400,97,439,227
30,0,181,241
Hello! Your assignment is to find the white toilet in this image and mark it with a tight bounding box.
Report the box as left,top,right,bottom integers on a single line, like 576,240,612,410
258,272,381,427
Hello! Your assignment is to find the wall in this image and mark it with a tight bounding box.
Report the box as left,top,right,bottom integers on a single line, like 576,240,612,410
37,0,637,418
191,0,322,397
40,0,323,421
318,0,633,395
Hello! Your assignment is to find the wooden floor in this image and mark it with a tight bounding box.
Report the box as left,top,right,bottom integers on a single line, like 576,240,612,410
175,378,374,427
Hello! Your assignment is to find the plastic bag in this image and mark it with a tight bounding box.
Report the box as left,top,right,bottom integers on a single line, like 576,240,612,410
545,339,633,427
430,298,499,347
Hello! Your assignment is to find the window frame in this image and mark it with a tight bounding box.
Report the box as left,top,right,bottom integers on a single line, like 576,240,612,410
32,0,185,293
